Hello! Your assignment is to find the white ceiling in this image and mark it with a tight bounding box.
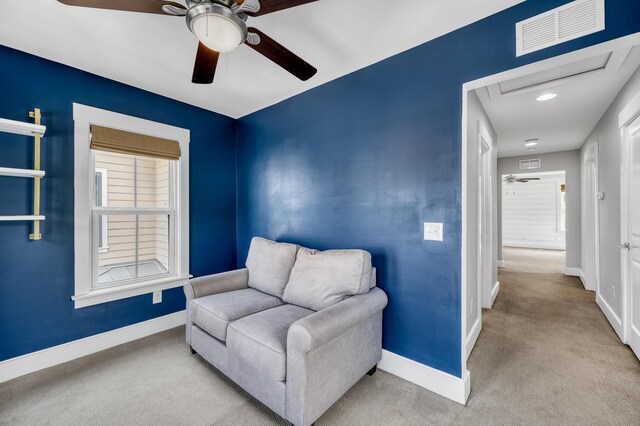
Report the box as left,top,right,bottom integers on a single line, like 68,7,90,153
0,0,522,118
477,46,640,158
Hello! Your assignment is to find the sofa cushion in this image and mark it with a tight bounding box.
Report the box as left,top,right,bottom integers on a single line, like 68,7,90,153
282,248,373,311
227,304,314,381
246,237,299,298
190,288,283,341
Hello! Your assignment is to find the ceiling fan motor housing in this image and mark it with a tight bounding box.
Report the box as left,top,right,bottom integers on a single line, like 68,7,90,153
186,2,249,51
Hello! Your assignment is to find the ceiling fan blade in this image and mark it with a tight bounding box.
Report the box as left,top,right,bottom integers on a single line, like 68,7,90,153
57,0,186,15
192,42,220,84
238,0,318,16
245,27,317,81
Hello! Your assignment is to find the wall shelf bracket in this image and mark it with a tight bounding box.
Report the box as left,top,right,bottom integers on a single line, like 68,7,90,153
28,108,43,241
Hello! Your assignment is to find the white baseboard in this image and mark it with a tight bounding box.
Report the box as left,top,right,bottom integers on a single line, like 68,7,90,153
564,268,587,287
504,242,565,250
378,350,470,405
596,294,624,341
0,310,186,383
2,311,473,406
497,260,504,268
491,281,500,306
466,318,481,360
564,267,581,276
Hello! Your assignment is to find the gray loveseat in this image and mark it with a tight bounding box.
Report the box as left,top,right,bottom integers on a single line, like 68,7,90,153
184,237,388,426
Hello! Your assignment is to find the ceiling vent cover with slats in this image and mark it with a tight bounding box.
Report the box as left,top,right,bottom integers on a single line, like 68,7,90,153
519,159,541,170
516,0,605,57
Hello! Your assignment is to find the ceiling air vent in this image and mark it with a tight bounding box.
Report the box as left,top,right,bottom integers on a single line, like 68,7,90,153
516,0,605,57
519,159,541,170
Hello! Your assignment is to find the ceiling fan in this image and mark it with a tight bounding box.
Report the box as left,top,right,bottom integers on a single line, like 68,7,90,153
504,174,541,184
57,0,318,84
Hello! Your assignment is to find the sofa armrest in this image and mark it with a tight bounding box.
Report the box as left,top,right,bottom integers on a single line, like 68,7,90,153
288,287,388,353
184,268,249,300
184,268,249,346
286,287,387,426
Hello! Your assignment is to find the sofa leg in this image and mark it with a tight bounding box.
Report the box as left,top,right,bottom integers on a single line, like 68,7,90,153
367,364,377,376
189,346,196,355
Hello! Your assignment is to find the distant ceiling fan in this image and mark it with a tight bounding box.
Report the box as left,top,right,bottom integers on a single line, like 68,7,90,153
57,0,318,84
504,174,541,184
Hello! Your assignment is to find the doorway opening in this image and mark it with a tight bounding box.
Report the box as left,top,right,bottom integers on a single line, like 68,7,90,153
500,170,567,279
461,34,640,390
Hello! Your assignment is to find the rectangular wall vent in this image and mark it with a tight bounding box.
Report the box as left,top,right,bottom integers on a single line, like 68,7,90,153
516,0,605,57
519,159,541,170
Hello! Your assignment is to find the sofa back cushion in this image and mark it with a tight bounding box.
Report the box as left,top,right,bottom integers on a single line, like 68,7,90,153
246,237,299,298
283,248,373,311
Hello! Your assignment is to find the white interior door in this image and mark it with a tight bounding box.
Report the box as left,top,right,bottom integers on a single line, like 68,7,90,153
625,116,640,359
584,157,598,291
479,138,494,309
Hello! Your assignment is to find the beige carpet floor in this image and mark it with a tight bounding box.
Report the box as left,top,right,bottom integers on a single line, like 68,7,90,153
2,247,639,425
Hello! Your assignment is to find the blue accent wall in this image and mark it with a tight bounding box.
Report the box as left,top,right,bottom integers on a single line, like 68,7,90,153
236,0,640,377
0,46,237,361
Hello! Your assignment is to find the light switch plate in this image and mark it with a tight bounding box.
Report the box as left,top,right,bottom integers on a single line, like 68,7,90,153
424,222,444,241
153,291,162,304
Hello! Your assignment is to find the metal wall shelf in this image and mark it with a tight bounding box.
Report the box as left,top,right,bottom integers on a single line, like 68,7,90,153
0,167,45,178
0,215,45,222
0,117,46,137
0,108,47,240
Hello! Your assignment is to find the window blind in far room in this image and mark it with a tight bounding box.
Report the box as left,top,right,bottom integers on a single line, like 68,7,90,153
90,125,181,160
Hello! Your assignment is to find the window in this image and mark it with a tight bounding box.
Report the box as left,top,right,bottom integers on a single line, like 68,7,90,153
73,104,190,308
93,152,171,287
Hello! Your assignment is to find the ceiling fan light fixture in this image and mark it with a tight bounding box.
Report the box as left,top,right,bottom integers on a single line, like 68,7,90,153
187,4,247,53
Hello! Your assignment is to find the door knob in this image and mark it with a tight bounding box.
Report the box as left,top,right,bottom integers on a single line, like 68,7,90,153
617,242,630,250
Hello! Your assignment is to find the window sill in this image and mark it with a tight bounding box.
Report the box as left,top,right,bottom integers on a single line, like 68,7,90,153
72,274,192,309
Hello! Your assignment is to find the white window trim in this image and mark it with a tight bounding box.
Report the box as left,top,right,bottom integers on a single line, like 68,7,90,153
72,103,190,309
95,168,109,253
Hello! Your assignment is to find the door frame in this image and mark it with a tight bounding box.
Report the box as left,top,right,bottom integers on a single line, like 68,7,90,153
582,142,600,292
619,92,640,355
460,32,640,390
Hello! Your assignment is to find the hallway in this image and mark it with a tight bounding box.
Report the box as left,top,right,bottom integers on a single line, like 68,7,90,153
467,247,640,425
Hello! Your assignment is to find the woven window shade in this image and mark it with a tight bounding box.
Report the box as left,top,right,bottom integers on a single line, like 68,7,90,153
90,125,180,160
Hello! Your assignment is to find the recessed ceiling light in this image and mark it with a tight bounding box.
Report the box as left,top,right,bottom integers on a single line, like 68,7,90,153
525,138,539,147
536,93,558,102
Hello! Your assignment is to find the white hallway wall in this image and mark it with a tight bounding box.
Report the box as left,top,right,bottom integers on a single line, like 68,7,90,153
498,151,581,269
502,173,566,250
465,91,498,345
580,65,640,332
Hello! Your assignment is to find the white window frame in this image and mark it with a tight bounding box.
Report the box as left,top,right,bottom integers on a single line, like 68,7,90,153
95,168,109,253
72,103,190,309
